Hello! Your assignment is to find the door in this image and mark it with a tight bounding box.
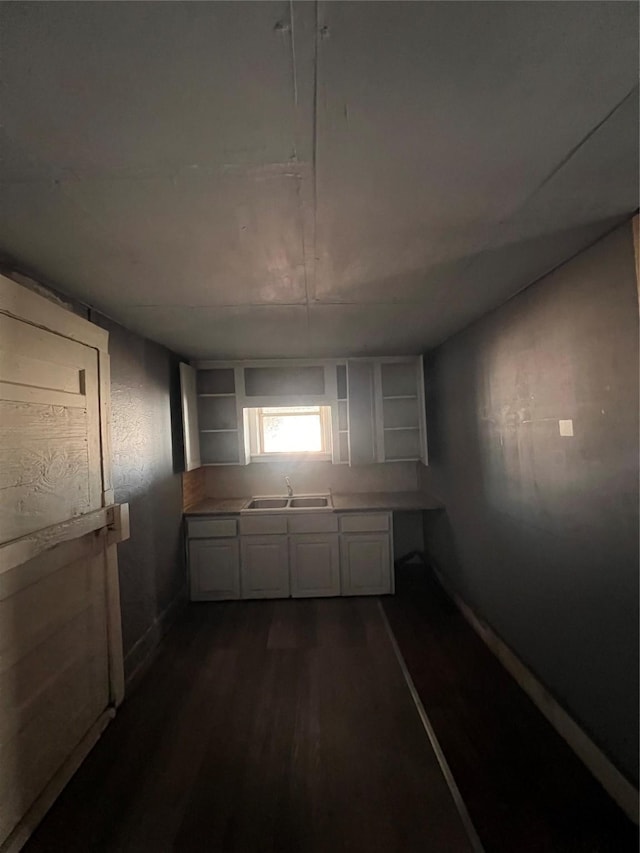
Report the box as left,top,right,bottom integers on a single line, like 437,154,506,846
0,275,126,852
340,533,392,595
179,363,201,472
290,534,340,597
189,538,240,601
240,535,289,599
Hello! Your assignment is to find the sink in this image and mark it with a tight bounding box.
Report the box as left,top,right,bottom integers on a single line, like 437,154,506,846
246,498,289,509
289,497,329,508
243,494,332,511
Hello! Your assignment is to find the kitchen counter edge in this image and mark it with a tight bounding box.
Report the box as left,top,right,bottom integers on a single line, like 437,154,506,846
184,491,443,516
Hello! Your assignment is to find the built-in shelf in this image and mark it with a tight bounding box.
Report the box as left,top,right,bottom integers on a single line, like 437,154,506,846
183,357,426,468
197,368,235,396
337,364,348,400
198,393,236,398
383,422,420,460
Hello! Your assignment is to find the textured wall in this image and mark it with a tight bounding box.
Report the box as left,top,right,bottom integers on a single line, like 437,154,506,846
92,313,186,682
420,221,639,783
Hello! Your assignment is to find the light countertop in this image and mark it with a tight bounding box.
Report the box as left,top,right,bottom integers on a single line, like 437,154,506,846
331,491,443,511
184,491,443,516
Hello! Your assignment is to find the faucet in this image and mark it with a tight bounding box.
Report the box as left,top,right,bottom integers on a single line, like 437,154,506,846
285,476,293,497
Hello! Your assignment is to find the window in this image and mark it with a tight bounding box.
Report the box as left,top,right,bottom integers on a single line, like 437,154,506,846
247,405,332,461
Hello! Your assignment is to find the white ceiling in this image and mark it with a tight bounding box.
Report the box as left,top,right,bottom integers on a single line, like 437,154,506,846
0,1,637,358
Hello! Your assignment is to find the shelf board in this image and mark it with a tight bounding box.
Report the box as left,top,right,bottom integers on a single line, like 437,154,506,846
200,428,239,434
383,426,419,432
382,395,417,401
384,456,419,462
198,393,236,398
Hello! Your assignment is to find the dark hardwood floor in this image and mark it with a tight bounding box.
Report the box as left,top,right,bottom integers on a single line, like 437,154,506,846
25,597,473,853
382,563,639,853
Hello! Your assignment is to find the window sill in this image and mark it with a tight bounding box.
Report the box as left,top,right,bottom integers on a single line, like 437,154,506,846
249,452,333,464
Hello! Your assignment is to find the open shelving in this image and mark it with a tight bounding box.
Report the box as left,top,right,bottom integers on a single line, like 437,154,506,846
335,364,350,464
197,368,241,465
380,361,422,462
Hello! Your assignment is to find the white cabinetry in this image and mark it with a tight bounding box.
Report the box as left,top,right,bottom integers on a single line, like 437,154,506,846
185,509,394,601
240,535,289,599
340,534,392,596
290,534,340,597
339,513,393,596
179,356,427,468
179,363,201,471
189,538,240,601
346,357,427,466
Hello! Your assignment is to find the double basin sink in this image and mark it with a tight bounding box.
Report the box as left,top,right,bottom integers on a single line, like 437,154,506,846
243,494,332,511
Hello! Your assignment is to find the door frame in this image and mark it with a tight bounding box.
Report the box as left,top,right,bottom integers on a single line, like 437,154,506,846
0,273,126,853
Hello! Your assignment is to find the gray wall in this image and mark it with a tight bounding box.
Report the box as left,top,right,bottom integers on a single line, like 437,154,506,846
91,313,186,683
420,221,639,784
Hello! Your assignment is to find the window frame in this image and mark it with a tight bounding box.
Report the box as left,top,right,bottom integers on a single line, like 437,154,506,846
246,404,333,462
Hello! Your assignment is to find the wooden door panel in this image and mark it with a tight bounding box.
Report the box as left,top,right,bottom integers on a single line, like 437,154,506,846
0,280,123,852
0,547,109,845
0,313,102,544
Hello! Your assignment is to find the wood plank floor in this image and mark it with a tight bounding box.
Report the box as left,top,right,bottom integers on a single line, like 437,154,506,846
382,563,639,853
24,597,473,853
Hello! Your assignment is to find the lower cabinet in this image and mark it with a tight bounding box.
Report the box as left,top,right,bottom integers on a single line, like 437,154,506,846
189,537,240,601
186,511,394,601
240,535,289,599
289,534,340,598
340,533,392,596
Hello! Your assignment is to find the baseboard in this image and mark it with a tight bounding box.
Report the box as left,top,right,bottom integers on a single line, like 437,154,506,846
429,564,639,825
124,587,188,692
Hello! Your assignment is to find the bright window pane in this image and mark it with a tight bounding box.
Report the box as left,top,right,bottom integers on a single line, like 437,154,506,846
261,406,319,414
262,414,322,452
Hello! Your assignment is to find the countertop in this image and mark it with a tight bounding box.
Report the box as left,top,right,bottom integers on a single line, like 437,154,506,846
184,491,443,515
331,491,443,511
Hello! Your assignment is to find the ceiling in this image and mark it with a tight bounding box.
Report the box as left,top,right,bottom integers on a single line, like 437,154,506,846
0,1,638,359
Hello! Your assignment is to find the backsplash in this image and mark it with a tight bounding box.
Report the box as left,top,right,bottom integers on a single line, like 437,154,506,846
203,460,419,498
182,467,207,510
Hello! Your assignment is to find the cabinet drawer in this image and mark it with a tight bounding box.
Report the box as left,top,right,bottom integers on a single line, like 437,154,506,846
187,517,238,538
239,515,288,536
339,513,390,533
287,513,339,534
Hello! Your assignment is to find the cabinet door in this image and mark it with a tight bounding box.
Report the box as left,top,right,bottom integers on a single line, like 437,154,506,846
340,533,392,596
179,363,201,471
240,536,289,599
189,538,240,601
290,534,340,598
